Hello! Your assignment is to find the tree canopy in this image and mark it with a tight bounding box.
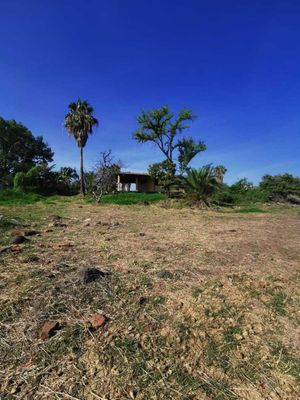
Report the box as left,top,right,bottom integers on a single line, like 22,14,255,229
0,117,53,185
64,99,99,148
64,99,99,195
133,105,205,172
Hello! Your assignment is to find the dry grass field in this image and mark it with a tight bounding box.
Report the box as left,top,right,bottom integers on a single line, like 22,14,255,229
0,199,299,399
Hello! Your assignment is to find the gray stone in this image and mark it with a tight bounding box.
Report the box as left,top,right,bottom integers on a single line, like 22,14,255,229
10,235,27,244
156,270,173,279
82,267,106,284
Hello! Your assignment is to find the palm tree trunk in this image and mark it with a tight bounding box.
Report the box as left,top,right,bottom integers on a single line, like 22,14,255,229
80,146,85,196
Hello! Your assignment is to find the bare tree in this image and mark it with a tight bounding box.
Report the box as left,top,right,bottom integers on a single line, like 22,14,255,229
92,150,122,203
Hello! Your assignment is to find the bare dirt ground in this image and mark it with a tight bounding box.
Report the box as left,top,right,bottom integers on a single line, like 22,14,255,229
0,201,299,399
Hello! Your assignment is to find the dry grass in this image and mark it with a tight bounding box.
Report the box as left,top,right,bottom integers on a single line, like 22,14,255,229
0,199,299,399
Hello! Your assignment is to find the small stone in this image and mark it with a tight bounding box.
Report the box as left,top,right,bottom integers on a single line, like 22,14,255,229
49,215,62,221
89,313,106,329
58,242,74,249
24,255,39,263
10,229,24,237
40,320,60,340
48,219,67,228
139,296,147,305
11,245,22,253
24,229,39,236
156,270,173,279
10,235,27,245
139,232,146,237
82,267,106,284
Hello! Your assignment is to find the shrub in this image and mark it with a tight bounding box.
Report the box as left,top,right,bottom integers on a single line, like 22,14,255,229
13,172,27,191
13,164,79,195
212,180,268,206
184,165,219,206
260,174,300,200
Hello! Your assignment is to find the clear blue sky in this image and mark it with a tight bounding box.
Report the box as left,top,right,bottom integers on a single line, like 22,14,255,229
1,0,299,184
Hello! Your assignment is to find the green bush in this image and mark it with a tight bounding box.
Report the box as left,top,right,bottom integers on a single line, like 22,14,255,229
0,189,43,205
13,172,27,191
213,180,268,206
13,164,79,195
260,174,300,201
87,192,166,205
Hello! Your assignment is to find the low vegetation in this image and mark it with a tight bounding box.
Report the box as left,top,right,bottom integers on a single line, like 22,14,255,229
0,198,299,399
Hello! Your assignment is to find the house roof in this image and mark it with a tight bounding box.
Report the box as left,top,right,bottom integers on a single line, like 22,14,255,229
119,171,150,177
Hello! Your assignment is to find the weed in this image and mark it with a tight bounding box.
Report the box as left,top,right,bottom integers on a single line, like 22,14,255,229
271,291,287,316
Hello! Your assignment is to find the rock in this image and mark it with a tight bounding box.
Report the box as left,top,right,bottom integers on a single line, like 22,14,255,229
89,313,107,329
48,221,67,228
57,242,74,249
24,229,39,236
82,267,106,284
24,255,39,263
139,296,147,305
40,320,60,340
49,215,62,221
10,229,25,237
139,232,146,237
156,270,173,279
11,245,22,253
10,235,27,245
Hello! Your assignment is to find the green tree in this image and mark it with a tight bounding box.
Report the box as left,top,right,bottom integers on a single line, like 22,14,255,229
148,159,177,196
0,117,53,186
213,165,227,184
259,173,300,200
57,167,79,185
133,105,205,174
64,99,98,196
184,165,218,206
178,137,206,173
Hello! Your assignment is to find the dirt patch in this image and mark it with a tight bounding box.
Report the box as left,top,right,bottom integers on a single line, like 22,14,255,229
0,201,299,399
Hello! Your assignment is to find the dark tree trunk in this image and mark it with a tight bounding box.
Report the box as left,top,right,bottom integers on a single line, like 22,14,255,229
80,146,85,196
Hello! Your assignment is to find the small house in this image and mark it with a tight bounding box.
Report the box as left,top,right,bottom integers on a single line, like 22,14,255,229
117,171,157,192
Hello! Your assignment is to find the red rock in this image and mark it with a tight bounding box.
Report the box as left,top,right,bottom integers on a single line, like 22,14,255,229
40,320,60,340
11,245,22,253
10,229,24,237
89,313,106,329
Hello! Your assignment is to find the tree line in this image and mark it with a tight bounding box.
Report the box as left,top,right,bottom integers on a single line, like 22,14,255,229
0,100,299,206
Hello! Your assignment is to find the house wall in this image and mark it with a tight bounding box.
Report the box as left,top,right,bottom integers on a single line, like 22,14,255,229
118,174,156,193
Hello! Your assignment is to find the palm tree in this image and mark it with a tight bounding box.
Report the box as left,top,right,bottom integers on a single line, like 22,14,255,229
184,165,218,206
214,165,227,184
64,99,98,196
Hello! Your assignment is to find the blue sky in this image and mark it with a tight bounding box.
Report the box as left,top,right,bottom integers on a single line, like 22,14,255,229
0,0,299,184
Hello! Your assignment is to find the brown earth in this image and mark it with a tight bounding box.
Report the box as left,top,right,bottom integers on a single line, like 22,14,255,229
0,201,299,399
